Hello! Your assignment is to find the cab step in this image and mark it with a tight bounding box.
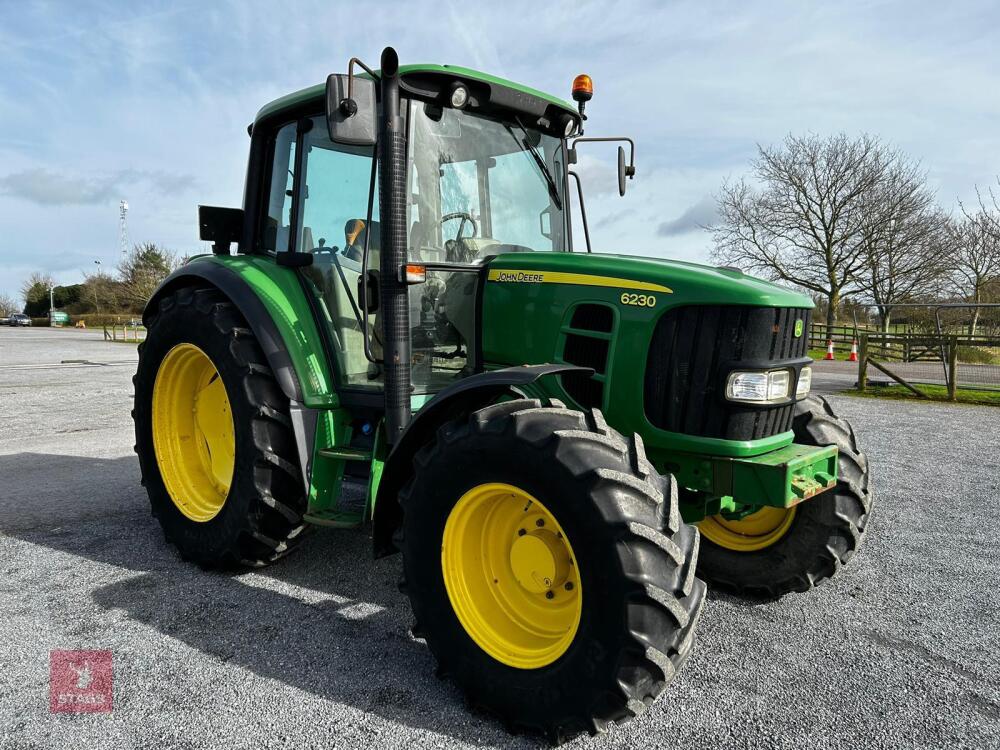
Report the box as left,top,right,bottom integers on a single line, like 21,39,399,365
302,509,364,529
317,446,372,462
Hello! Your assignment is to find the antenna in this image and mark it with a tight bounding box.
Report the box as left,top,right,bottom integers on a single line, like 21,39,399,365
119,199,129,256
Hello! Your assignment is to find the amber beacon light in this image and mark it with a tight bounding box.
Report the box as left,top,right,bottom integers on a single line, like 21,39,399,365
572,74,593,123
572,74,593,101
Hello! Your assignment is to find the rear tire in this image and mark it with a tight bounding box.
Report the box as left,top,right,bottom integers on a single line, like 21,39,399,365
697,395,873,597
133,286,307,568
397,399,705,743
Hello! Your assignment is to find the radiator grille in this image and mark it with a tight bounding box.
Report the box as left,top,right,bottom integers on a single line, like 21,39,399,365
643,306,811,440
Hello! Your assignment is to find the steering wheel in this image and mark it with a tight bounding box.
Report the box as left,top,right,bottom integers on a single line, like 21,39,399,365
441,211,478,241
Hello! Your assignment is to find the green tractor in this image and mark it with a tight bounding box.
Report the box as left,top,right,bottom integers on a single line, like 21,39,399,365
133,47,872,742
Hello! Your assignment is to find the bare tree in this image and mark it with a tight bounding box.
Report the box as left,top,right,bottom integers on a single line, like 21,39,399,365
0,293,19,317
712,133,898,330
855,162,951,331
948,208,1000,336
969,177,1000,240
82,270,121,315
117,243,178,310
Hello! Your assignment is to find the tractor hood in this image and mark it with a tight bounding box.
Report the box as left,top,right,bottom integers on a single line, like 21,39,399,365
479,250,815,458
484,251,813,309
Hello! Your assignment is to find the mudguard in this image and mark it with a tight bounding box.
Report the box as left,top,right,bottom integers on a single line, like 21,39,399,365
371,363,591,557
144,257,332,407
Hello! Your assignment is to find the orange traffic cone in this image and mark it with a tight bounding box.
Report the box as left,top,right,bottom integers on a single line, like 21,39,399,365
847,340,859,362
824,340,835,360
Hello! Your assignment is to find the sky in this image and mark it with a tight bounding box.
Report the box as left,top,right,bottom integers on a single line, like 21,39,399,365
1,0,999,301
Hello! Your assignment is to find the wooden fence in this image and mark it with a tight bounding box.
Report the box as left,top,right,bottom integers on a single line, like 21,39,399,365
857,334,958,399
103,324,147,343
811,323,1000,360
856,333,1000,397
809,323,857,352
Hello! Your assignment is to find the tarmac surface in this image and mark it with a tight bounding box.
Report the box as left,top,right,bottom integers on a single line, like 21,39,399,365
1,327,998,749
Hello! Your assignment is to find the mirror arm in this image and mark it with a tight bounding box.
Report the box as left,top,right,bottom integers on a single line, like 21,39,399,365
570,136,636,175
343,57,378,116
568,171,592,254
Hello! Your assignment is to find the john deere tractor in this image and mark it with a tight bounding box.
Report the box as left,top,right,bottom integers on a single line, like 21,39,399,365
133,47,872,742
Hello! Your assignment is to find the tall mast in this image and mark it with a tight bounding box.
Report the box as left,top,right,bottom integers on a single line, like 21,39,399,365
119,199,129,256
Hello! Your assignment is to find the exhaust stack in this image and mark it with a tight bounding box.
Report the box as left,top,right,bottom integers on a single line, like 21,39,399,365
377,47,411,443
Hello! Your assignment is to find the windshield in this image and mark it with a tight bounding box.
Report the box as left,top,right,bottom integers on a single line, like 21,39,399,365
406,100,568,263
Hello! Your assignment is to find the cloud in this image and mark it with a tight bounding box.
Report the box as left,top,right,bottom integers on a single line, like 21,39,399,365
572,154,618,198
0,169,117,206
657,195,719,237
593,208,637,231
0,168,196,206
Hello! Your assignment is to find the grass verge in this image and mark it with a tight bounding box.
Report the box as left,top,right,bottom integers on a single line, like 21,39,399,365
849,384,1000,407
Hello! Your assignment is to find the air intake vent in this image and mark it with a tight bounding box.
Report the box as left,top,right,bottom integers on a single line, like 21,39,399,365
570,303,614,333
563,334,609,374
560,303,615,410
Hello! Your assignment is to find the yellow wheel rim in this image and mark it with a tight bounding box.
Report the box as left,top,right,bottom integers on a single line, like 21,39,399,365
152,343,235,522
698,506,797,552
441,483,582,670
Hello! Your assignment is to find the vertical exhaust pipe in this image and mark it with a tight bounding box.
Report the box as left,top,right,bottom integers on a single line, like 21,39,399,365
377,47,411,443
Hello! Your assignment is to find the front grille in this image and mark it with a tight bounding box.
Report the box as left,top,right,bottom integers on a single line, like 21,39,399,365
644,305,811,440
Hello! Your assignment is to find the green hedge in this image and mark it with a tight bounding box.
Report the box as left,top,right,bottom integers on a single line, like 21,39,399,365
957,346,1000,365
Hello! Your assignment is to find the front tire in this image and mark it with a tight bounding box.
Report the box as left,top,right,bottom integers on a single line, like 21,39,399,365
697,395,873,597
133,286,307,568
397,399,705,743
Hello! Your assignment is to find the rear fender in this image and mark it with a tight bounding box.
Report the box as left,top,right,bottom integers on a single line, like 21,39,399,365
144,256,337,408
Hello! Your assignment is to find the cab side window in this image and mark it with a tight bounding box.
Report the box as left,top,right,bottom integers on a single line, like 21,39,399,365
297,122,378,259
260,122,297,253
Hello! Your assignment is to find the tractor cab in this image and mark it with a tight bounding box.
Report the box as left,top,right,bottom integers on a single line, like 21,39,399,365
238,55,589,406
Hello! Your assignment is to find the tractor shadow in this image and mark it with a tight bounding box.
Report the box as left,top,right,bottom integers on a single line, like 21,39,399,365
0,452,537,747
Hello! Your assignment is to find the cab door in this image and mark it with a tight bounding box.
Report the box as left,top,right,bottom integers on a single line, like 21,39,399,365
262,116,383,395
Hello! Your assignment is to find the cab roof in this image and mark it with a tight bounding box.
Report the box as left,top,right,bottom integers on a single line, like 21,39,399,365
254,63,578,124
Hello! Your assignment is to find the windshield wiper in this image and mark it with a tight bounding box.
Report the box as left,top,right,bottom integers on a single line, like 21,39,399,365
504,119,562,210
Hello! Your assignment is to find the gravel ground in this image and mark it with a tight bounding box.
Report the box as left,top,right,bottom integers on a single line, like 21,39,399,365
1,327,998,749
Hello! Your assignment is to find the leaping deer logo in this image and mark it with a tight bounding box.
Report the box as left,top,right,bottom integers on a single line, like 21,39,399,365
69,662,93,690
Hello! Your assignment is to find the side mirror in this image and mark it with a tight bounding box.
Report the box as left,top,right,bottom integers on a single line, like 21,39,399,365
326,74,376,146
617,145,635,196
198,205,243,255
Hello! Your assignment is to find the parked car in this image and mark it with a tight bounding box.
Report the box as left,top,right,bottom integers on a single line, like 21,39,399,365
8,314,31,327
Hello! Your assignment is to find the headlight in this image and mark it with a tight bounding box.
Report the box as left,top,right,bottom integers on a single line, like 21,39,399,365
796,366,812,398
450,84,469,109
725,369,793,404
